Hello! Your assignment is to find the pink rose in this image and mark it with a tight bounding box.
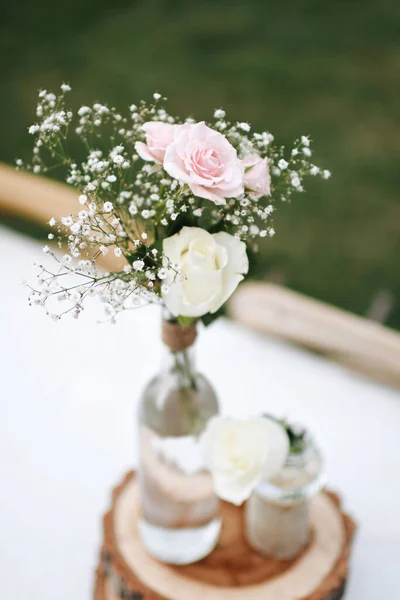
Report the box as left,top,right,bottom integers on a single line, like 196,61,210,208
163,122,244,205
135,122,181,164
242,154,271,198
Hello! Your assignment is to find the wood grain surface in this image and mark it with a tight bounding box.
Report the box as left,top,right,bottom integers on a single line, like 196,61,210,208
96,471,356,600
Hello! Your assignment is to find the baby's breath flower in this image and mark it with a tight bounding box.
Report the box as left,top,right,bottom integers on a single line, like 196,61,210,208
157,267,168,280
61,216,73,227
78,106,91,116
113,154,124,165
70,222,81,234
214,108,226,119
133,260,145,271
146,270,156,281
278,159,288,170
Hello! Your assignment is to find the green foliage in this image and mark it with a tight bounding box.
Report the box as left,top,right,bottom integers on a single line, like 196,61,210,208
263,414,307,454
201,307,225,328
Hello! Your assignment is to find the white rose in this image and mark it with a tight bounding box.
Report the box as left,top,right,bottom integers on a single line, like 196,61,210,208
200,416,290,505
162,226,249,318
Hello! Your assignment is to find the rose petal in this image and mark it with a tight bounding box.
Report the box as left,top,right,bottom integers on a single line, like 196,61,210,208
164,144,193,184
189,183,227,205
135,141,161,163
181,262,223,306
208,232,249,312
259,417,290,479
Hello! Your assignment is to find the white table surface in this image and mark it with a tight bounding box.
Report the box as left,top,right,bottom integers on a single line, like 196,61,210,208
1,226,400,599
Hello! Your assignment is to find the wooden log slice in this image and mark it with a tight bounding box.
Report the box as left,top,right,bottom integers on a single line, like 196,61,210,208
94,565,349,600
95,471,356,600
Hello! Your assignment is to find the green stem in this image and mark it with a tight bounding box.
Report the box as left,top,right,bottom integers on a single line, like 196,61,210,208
173,349,199,432
182,348,198,392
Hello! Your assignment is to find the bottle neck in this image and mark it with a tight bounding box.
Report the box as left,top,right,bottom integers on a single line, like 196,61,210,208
162,343,197,384
161,313,198,388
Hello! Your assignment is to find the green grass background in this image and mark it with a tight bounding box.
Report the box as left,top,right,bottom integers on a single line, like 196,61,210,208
1,0,399,328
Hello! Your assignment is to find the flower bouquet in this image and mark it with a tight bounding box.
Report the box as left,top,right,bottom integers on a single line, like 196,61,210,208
22,85,329,564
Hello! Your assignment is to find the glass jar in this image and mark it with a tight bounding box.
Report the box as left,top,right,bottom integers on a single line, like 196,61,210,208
137,312,221,564
245,431,325,560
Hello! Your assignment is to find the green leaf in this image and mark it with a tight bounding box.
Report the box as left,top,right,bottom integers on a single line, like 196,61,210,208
262,414,307,453
200,306,225,327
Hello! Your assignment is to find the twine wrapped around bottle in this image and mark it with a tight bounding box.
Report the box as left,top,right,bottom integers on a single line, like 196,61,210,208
162,320,197,352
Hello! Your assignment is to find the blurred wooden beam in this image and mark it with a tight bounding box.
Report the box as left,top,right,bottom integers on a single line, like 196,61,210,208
228,281,400,388
0,162,121,271
0,163,78,224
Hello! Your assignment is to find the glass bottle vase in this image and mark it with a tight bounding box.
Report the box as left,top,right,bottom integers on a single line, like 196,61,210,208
137,313,221,564
245,431,325,560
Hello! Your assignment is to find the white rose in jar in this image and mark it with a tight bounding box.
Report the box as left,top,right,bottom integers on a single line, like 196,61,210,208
200,416,290,505
162,226,249,318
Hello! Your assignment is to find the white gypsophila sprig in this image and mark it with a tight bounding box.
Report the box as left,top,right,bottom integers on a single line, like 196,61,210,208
266,135,328,202
27,247,163,323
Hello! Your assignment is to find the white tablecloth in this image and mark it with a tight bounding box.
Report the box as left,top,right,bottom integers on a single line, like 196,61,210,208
1,227,399,599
